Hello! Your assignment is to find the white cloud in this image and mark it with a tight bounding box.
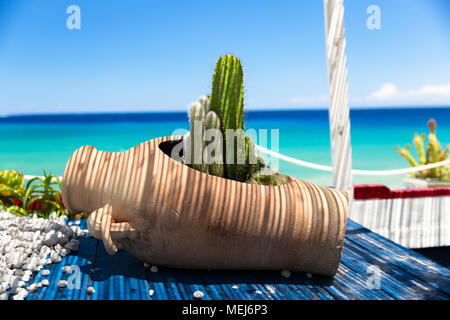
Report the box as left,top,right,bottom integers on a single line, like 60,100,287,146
364,82,450,106
287,83,450,108
367,82,400,101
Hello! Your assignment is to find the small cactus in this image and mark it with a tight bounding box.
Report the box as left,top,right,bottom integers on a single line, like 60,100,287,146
204,111,224,177
188,101,208,173
396,119,449,180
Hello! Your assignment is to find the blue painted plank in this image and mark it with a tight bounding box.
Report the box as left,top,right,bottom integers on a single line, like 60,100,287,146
27,219,95,300
346,219,366,232
90,241,150,300
346,219,450,296
253,264,392,301
347,221,450,294
199,270,273,300
253,271,335,300
347,224,450,276
342,239,449,300
330,263,393,300
147,267,212,300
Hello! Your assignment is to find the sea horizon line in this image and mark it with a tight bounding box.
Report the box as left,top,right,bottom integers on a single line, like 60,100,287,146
1,105,449,119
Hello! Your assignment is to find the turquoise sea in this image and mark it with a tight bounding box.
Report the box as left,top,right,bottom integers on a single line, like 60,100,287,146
1,107,449,189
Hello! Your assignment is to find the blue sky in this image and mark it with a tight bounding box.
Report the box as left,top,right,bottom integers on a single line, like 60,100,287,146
0,0,449,115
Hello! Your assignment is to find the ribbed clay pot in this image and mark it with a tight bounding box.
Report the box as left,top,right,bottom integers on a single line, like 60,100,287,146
61,136,348,276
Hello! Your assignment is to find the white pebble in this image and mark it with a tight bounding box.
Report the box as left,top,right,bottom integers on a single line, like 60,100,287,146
21,273,31,282
0,210,80,298
33,265,43,272
281,270,291,278
193,290,204,299
62,265,72,273
255,290,262,294
41,279,49,287
149,289,154,297
232,285,239,289
0,293,8,300
41,269,50,276
11,278,25,289
79,229,89,236
58,280,67,288
150,265,158,273
75,220,81,225
50,252,61,264
11,288,28,299
87,286,95,294
27,283,37,293
266,285,276,294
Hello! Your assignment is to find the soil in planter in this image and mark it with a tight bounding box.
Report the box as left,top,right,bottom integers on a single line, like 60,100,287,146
158,140,290,186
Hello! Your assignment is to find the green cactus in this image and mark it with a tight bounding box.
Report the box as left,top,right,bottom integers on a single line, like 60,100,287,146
396,119,449,180
204,111,224,177
413,133,426,165
395,145,418,167
188,101,208,173
183,55,284,186
210,54,250,181
211,54,244,131
199,95,211,114
428,133,440,177
0,169,25,197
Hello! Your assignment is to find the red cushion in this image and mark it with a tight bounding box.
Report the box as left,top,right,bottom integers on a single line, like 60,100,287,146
353,184,450,200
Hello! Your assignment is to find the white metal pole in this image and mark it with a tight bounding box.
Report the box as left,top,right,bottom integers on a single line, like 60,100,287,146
323,0,353,191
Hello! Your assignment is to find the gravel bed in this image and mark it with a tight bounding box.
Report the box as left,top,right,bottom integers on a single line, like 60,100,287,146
0,210,88,300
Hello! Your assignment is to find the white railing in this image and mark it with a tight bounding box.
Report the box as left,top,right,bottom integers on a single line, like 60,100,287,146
256,145,450,176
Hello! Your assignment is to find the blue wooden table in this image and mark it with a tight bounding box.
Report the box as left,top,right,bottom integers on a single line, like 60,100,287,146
26,219,450,300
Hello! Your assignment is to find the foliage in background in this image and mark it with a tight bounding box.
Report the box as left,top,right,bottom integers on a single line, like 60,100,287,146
0,169,25,198
0,169,86,219
396,119,449,180
184,54,286,186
